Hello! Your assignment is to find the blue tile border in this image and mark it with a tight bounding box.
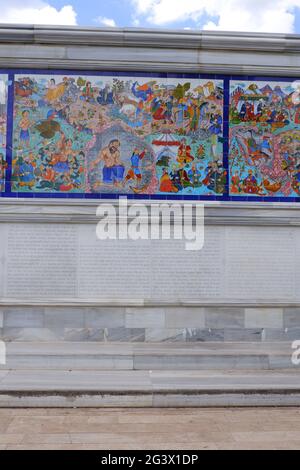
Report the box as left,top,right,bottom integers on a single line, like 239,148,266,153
0,68,300,203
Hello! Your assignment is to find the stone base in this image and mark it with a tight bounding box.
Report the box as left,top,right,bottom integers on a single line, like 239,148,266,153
1,306,300,343
0,342,298,407
0,370,300,407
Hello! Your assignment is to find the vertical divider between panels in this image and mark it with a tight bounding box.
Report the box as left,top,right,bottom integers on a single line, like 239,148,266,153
223,77,230,200
5,71,14,196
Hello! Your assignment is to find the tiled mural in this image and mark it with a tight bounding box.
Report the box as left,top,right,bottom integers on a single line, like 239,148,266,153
0,74,8,193
0,71,300,201
11,74,225,196
229,80,300,198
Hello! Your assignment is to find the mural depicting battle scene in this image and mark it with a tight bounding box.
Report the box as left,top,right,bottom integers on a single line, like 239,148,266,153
0,74,8,192
11,74,225,196
230,80,300,198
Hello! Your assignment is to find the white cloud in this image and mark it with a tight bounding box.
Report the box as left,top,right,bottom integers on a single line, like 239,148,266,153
132,17,140,27
95,16,117,27
0,0,77,25
131,0,300,33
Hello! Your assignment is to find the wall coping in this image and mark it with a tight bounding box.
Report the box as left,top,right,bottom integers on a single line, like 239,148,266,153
0,25,300,53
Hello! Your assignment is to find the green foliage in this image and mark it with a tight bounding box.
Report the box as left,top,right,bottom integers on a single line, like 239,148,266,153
77,77,86,87
156,156,170,167
173,82,191,100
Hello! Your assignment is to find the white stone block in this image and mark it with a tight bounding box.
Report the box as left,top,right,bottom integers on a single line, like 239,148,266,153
125,308,165,328
245,308,283,329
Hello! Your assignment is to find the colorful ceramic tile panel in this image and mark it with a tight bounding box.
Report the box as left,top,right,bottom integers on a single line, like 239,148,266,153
229,79,300,198
0,74,8,192
11,74,225,196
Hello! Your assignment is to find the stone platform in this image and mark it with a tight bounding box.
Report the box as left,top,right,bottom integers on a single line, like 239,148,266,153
0,342,299,407
0,28,300,410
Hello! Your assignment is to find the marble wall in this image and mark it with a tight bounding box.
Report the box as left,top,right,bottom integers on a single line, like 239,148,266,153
0,200,299,343
0,27,299,343
0,221,299,304
0,306,299,342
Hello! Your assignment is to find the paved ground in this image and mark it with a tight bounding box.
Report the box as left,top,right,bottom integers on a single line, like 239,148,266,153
0,407,299,449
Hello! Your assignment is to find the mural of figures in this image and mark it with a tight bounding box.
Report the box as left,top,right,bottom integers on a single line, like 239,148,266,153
229,79,300,198
12,74,225,196
0,74,8,192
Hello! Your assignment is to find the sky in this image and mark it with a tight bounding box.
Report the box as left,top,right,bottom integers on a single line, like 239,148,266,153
1,0,300,34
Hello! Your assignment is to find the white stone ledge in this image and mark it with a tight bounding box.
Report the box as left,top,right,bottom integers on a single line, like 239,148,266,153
0,26,300,75
0,298,300,307
0,199,299,226
2,58,300,76
1,25,300,53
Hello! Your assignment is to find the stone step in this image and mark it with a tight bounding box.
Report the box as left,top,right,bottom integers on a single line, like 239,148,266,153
0,369,299,407
0,341,296,370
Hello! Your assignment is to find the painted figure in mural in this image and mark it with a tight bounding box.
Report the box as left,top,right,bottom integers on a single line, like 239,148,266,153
0,153,7,191
97,84,114,105
178,166,193,189
92,139,125,187
209,113,223,160
203,161,226,194
51,132,75,175
0,123,5,148
159,168,178,193
81,81,94,102
174,99,187,127
231,171,241,194
45,78,66,103
177,138,194,164
15,77,35,98
188,164,202,188
189,100,200,132
18,154,36,189
19,110,33,148
131,81,153,102
152,95,167,122
125,148,146,183
241,169,262,195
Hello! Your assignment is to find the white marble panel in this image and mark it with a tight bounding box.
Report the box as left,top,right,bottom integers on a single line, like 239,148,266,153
0,222,299,304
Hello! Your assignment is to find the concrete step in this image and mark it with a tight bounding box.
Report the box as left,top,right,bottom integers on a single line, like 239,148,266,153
0,369,299,407
0,341,295,370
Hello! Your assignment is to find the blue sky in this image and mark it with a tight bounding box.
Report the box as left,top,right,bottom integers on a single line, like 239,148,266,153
47,0,218,30
2,1,300,34
50,0,130,27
